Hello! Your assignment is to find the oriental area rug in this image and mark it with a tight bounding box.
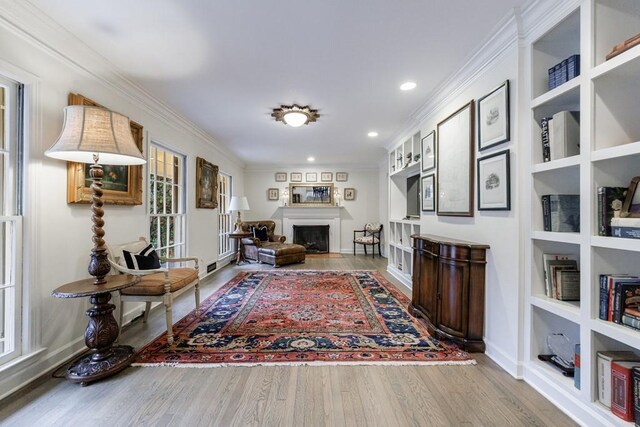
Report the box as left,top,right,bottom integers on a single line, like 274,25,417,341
133,270,474,367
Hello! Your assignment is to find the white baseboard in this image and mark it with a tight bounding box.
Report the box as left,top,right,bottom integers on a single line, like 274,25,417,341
484,338,522,379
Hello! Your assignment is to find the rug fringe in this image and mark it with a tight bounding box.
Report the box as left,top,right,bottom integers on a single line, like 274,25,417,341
131,360,476,368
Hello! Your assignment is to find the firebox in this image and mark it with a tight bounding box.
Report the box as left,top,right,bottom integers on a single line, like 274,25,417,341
293,225,330,254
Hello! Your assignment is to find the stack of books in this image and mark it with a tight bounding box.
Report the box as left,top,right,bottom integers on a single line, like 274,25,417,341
542,253,579,301
548,54,580,91
611,217,640,239
541,194,580,232
599,274,640,328
597,351,640,422
540,111,580,162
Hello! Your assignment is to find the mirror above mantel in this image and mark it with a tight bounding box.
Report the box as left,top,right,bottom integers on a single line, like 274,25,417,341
289,184,334,207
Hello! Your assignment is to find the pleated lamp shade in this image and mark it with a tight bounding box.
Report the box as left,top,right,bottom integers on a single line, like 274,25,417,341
45,105,146,165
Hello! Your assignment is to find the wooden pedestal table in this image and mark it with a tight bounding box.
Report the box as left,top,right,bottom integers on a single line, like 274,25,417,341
229,232,252,265
52,274,140,386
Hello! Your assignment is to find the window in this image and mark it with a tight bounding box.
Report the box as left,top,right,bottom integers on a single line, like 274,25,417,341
0,76,23,365
148,144,185,262
218,172,232,257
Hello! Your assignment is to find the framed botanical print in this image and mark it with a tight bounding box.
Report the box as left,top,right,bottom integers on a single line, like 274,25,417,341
344,188,355,200
421,174,435,212
267,188,279,201
290,172,302,182
437,100,475,217
275,172,287,182
477,80,510,151
320,172,333,182
196,157,219,209
306,172,318,182
66,93,144,205
336,172,348,182
421,131,436,172
477,149,510,210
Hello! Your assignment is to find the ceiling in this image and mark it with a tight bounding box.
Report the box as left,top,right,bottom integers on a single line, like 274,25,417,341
29,0,527,167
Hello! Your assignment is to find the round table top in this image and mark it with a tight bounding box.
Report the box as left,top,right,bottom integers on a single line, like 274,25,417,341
52,274,140,298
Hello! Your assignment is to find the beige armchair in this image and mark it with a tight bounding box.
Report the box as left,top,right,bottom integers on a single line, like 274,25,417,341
107,237,200,345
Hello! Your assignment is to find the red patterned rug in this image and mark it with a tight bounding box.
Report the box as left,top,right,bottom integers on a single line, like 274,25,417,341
133,270,474,367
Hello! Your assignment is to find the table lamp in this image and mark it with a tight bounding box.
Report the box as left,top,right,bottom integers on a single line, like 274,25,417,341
229,196,250,233
45,105,146,285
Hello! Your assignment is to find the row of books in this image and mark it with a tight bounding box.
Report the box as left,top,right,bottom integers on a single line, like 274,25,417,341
540,111,580,163
542,253,579,301
599,274,640,328
541,194,580,233
548,54,580,90
597,351,640,422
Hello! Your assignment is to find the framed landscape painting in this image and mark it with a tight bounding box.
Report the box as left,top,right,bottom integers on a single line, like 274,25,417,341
477,80,510,151
436,100,475,217
196,157,219,209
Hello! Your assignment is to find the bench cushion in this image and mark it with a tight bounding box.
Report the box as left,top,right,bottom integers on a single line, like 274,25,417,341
120,268,198,296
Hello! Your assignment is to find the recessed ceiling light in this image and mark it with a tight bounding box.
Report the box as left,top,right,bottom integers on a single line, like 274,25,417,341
400,81,417,91
367,131,379,138
307,157,315,162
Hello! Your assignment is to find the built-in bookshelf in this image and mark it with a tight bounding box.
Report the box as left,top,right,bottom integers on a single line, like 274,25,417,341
524,1,640,425
387,131,421,288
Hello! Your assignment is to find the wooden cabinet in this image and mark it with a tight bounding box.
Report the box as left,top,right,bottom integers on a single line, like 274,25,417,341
410,234,489,352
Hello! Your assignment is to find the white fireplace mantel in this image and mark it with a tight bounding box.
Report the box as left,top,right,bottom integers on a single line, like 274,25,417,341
281,207,342,253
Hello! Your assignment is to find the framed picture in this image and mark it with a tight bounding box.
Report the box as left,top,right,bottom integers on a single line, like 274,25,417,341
267,188,279,201
477,80,510,151
421,174,435,212
290,172,302,182
344,188,355,200
421,131,436,172
320,172,333,182
477,149,510,210
275,172,287,182
66,93,144,205
306,172,317,182
437,100,475,217
336,172,348,182
196,157,219,209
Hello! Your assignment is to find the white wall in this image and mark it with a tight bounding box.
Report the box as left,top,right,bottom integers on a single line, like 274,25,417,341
0,8,244,398
389,42,521,375
244,167,381,252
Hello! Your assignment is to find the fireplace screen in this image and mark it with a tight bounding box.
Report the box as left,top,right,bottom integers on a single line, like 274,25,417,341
293,225,330,254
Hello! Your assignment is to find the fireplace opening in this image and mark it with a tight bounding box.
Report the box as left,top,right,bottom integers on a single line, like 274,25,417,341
293,225,330,254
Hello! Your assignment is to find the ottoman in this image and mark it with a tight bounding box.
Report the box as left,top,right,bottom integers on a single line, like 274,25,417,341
258,243,306,267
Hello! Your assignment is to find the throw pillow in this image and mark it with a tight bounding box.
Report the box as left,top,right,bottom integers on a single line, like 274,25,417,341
122,244,161,270
253,225,269,242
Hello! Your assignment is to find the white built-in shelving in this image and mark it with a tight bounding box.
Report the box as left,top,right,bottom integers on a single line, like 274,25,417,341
523,1,640,425
387,131,421,288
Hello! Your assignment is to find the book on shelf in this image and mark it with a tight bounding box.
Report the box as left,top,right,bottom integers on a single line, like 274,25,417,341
542,254,577,298
634,367,640,425
541,194,580,232
557,270,580,301
550,111,580,161
574,344,581,390
549,263,578,299
540,117,552,162
612,360,640,421
612,225,640,239
622,313,640,330
598,187,628,236
546,54,580,90
598,351,640,408
566,54,580,80
613,282,640,324
599,275,640,321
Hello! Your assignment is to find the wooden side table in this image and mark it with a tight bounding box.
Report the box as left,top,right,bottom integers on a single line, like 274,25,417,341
52,274,140,386
229,232,252,265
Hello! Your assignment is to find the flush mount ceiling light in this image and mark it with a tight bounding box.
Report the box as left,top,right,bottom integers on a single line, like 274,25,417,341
368,131,379,138
400,81,417,91
271,104,319,127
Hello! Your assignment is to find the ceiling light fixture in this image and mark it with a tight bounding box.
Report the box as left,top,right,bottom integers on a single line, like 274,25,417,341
368,131,379,138
307,156,315,162
272,104,319,127
400,81,417,91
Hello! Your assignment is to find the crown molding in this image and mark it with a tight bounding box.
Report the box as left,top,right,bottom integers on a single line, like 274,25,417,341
385,6,524,152
0,1,245,168
244,163,380,172
519,0,582,42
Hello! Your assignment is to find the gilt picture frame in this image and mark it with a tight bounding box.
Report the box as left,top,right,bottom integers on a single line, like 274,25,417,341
436,100,475,217
477,80,510,151
196,157,219,209
477,149,510,211
66,93,144,205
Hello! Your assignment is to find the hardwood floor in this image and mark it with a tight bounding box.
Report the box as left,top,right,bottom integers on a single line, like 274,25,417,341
0,256,577,426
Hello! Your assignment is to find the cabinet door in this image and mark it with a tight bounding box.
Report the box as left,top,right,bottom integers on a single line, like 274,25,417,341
437,257,469,338
415,248,438,321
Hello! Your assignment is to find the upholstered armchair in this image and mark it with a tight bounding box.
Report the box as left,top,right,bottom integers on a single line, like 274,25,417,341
107,237,200,345
353,223,383,258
